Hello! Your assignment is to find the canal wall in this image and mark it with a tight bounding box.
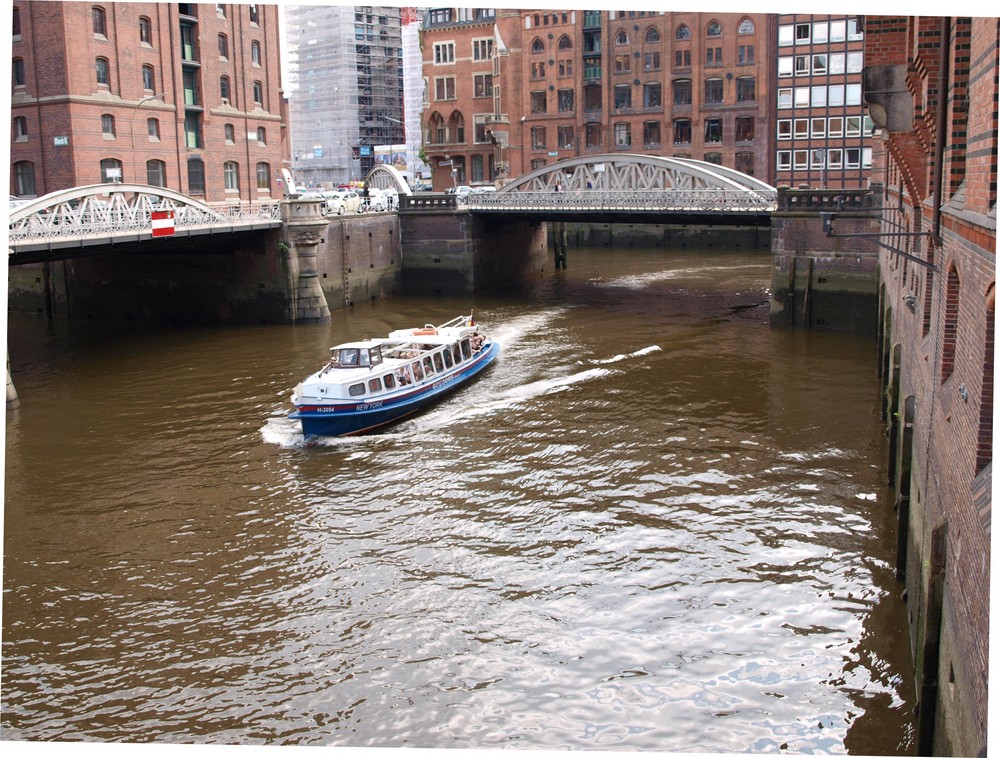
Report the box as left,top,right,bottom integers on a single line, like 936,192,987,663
398,201,547,296
769,187,882,333
557,222,771,250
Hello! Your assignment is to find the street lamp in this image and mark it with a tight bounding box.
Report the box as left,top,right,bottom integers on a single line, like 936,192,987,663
130,92,166,184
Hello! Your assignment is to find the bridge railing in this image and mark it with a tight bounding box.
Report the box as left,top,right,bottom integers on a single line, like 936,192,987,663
9,200,282,243
463,189,777,213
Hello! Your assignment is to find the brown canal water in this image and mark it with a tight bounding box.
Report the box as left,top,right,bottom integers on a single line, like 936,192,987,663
3,247,916,752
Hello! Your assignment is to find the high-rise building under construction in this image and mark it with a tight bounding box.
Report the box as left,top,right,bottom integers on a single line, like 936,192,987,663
285,4,424,188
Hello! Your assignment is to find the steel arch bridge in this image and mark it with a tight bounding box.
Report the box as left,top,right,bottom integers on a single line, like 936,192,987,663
463,154,776,217
364,164,412,195
8,183,282,255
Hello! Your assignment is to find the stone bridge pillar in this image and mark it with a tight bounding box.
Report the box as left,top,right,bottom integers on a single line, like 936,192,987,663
281,199,331,324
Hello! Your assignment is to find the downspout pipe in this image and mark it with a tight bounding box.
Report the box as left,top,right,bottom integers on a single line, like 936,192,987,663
932,17,951,241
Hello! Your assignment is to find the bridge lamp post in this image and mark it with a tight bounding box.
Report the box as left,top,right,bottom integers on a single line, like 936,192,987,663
130,92,166,184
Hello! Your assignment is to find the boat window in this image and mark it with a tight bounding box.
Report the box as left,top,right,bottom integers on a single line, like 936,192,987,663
368,377,382,392
368,346,383,365
398,366,413,385
433,352,444,372
452,344,462,363
461,339,472,359
443,349,453,368
412,361,424,380
384,373,396,389
423,356,434,375
348,383,366,397
331,348,361,367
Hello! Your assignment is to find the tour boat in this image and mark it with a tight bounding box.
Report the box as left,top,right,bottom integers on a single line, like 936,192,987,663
289,314,499,437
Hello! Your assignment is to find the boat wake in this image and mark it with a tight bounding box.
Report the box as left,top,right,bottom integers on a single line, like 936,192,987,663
590,345,662,365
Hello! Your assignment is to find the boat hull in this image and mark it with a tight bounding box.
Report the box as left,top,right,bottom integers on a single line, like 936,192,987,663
290,339,499,437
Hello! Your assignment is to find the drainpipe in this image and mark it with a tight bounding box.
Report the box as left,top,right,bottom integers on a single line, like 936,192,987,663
931,17,950,241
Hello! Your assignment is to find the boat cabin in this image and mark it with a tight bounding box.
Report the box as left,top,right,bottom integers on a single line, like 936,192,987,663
328,343,383,369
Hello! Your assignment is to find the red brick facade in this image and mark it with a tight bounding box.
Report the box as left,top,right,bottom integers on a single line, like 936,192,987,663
868,15,995,756
419,9,774,190
10,2,288,203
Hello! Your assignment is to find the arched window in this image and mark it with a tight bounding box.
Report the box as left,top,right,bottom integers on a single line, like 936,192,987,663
139,16,152,44
142,64,155,91
256,126,266,144
101,113,115,136
187,157,205,194
220,75,231,102
256,162,271,190
675,24,690,40
12,57,26,87
146,159,166,186
941,265,960,383
218,33,229,59
14,160,35,196
558,35,572,50
147,118,160,139
615,29,629,45
428,112,446,144
13,6,21,36
252,81,263,105
100,157,123,183
976,286,994,474
251,40,261,65
95,57,110,85
224,123,235,142
450,111,465,143
13,116,27,139
91,5,106,35
738,18,755,35
531,37,545,54
707,20,722,37
223,160,240,191
644,27,661,43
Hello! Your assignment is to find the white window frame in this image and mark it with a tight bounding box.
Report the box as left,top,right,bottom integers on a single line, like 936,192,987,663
777,88,792,109
778,25,793,46
778,56,793,77
777,119,792,139
794,118,809,138
827,148,843,168
776,150,792,170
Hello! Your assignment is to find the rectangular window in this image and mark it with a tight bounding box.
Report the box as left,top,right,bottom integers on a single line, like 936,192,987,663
845,148,861,168
531,61,546,79
735,116,754,142
614,84,631,109
586,123,602,149
434,42,455,64
614,122,631,147
738,45,754,65
794,87,809,107
846,83,862,105
847,18,863,40
778,25,794,46
557,125,575,149
847,52,864,73
828,85,845,106
778,88,792,109
674,49,691,68
811,149,826,168
828,117,844,137
736,77,755,103
704,118,722,143
643,120,660,146
812,22,828,44
777,150,792,170
558,58,573,77
811,86,827,107
777,119,792,139
795,23,810,43
812,54,827,75
471,154,484,182
794,118,809,138
811,118,826,137
473,73,493,98
435,77,456,100
472,38,494,61
793,149,809,169
830,20,846,42
531,126,546,149
829,53,846,75
672,119,691,143
643,82,661,108
530,90,547,113
644,51,660,71
256,162,270,190
705,79,723,104
673,79,692,106
778,57,793,77
584,85,602,111
615,54,631,73
794,55,809,76
827,148,843,168
558,89,574,112
845,116,862,136
862,147,872,168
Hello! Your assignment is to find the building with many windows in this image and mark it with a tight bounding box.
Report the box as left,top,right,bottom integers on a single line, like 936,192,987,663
284,4,412,187
10,2,287,203
774,14,873,188
420,9,775,190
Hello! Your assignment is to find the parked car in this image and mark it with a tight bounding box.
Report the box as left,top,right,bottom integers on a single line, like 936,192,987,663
322,189,361,215
359,188,390,213
470,186,497,194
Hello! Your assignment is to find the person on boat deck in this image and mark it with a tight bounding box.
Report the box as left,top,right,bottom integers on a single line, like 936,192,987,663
471,333,484,351
412,362,424,381
398,368,411,385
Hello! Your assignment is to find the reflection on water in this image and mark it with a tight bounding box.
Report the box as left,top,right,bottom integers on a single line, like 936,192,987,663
3,248,915,752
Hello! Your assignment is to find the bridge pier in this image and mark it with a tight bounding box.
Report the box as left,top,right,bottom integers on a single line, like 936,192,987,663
282,200,331,324
553,222,568,269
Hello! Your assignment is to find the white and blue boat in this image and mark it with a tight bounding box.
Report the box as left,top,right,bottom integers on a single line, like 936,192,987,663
289,314,499,437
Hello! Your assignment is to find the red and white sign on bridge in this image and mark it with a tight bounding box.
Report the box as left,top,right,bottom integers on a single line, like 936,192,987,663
151,209,175,237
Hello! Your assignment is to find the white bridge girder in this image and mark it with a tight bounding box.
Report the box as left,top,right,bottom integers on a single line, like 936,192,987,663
8,183,282,249
498,154,775,194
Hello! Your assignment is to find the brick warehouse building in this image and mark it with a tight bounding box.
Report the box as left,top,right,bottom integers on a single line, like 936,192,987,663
419,9,775,189
10,2,288,203
865,15,995,756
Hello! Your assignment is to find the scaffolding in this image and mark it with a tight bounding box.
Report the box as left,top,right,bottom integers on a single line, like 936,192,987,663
286,5,407,187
